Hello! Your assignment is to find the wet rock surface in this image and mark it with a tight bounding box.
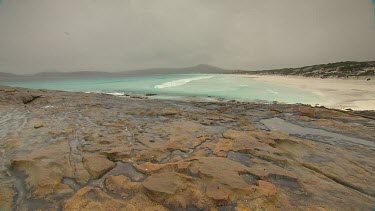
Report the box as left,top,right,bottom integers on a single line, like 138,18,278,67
0,85,374,210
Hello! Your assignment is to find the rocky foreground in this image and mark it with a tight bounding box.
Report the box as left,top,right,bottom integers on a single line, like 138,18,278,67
0,86,374,210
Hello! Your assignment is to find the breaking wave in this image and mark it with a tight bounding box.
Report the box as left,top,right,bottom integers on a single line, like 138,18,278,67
105,92,125,96
154,76,213,89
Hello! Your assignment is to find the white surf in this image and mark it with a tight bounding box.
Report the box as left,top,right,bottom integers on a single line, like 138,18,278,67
154,76,213,89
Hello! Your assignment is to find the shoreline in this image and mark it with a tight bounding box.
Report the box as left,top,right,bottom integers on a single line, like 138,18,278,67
245,75,375,111
2,73,375,111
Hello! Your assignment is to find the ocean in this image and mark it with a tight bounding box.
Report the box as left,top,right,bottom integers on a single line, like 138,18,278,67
1,74,321,104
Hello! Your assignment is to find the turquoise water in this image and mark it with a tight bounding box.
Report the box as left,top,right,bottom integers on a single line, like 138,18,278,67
1,74,321,104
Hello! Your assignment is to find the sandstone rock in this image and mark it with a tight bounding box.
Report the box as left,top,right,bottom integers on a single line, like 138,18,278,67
135,148,168,164
197,157,250,189
255,180,277,196
101,146,132,161
142,171,207,208
134,161,192,174
63,186,128,210
32,119,44,128
11,141,76,198
134,162,166,174
125,194,168,211
143,172,187,195
205,182,229,201
298,116,311,121
298,106,316,117
0,184,16,211
82,153,115,178
105,175,140,198
22,94,40,104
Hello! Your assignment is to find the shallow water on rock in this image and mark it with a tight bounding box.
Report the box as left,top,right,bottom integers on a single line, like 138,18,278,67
261,117,375,149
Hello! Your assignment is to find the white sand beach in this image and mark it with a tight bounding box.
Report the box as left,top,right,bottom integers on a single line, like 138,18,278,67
247,75,375,110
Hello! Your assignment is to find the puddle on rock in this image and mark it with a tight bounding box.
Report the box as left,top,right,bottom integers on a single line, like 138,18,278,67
10,169,55,210
62,177,82,191
261,117,375,149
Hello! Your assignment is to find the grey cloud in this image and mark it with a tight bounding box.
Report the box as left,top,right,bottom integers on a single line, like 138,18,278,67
0,0,374,74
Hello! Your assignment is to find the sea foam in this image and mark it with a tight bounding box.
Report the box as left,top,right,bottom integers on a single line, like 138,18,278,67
106,92,125,96
154,76,213,89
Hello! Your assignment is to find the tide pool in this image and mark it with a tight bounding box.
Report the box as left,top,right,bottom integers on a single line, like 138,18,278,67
1,74,321,104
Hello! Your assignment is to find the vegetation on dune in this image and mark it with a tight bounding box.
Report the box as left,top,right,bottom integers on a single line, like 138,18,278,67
235,61,375,78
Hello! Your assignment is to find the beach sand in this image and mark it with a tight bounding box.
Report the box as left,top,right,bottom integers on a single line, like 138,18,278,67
247,75,375,110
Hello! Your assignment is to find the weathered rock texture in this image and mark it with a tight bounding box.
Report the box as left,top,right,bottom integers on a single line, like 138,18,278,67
0,85,374,210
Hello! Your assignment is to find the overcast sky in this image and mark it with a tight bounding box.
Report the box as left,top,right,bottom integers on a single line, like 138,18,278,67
0,0,374,74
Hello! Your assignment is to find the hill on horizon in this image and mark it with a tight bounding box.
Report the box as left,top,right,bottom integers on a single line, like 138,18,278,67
0,64,231,81
1,61,375,81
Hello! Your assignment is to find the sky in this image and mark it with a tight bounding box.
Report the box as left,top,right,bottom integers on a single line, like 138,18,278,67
0,0,374,74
